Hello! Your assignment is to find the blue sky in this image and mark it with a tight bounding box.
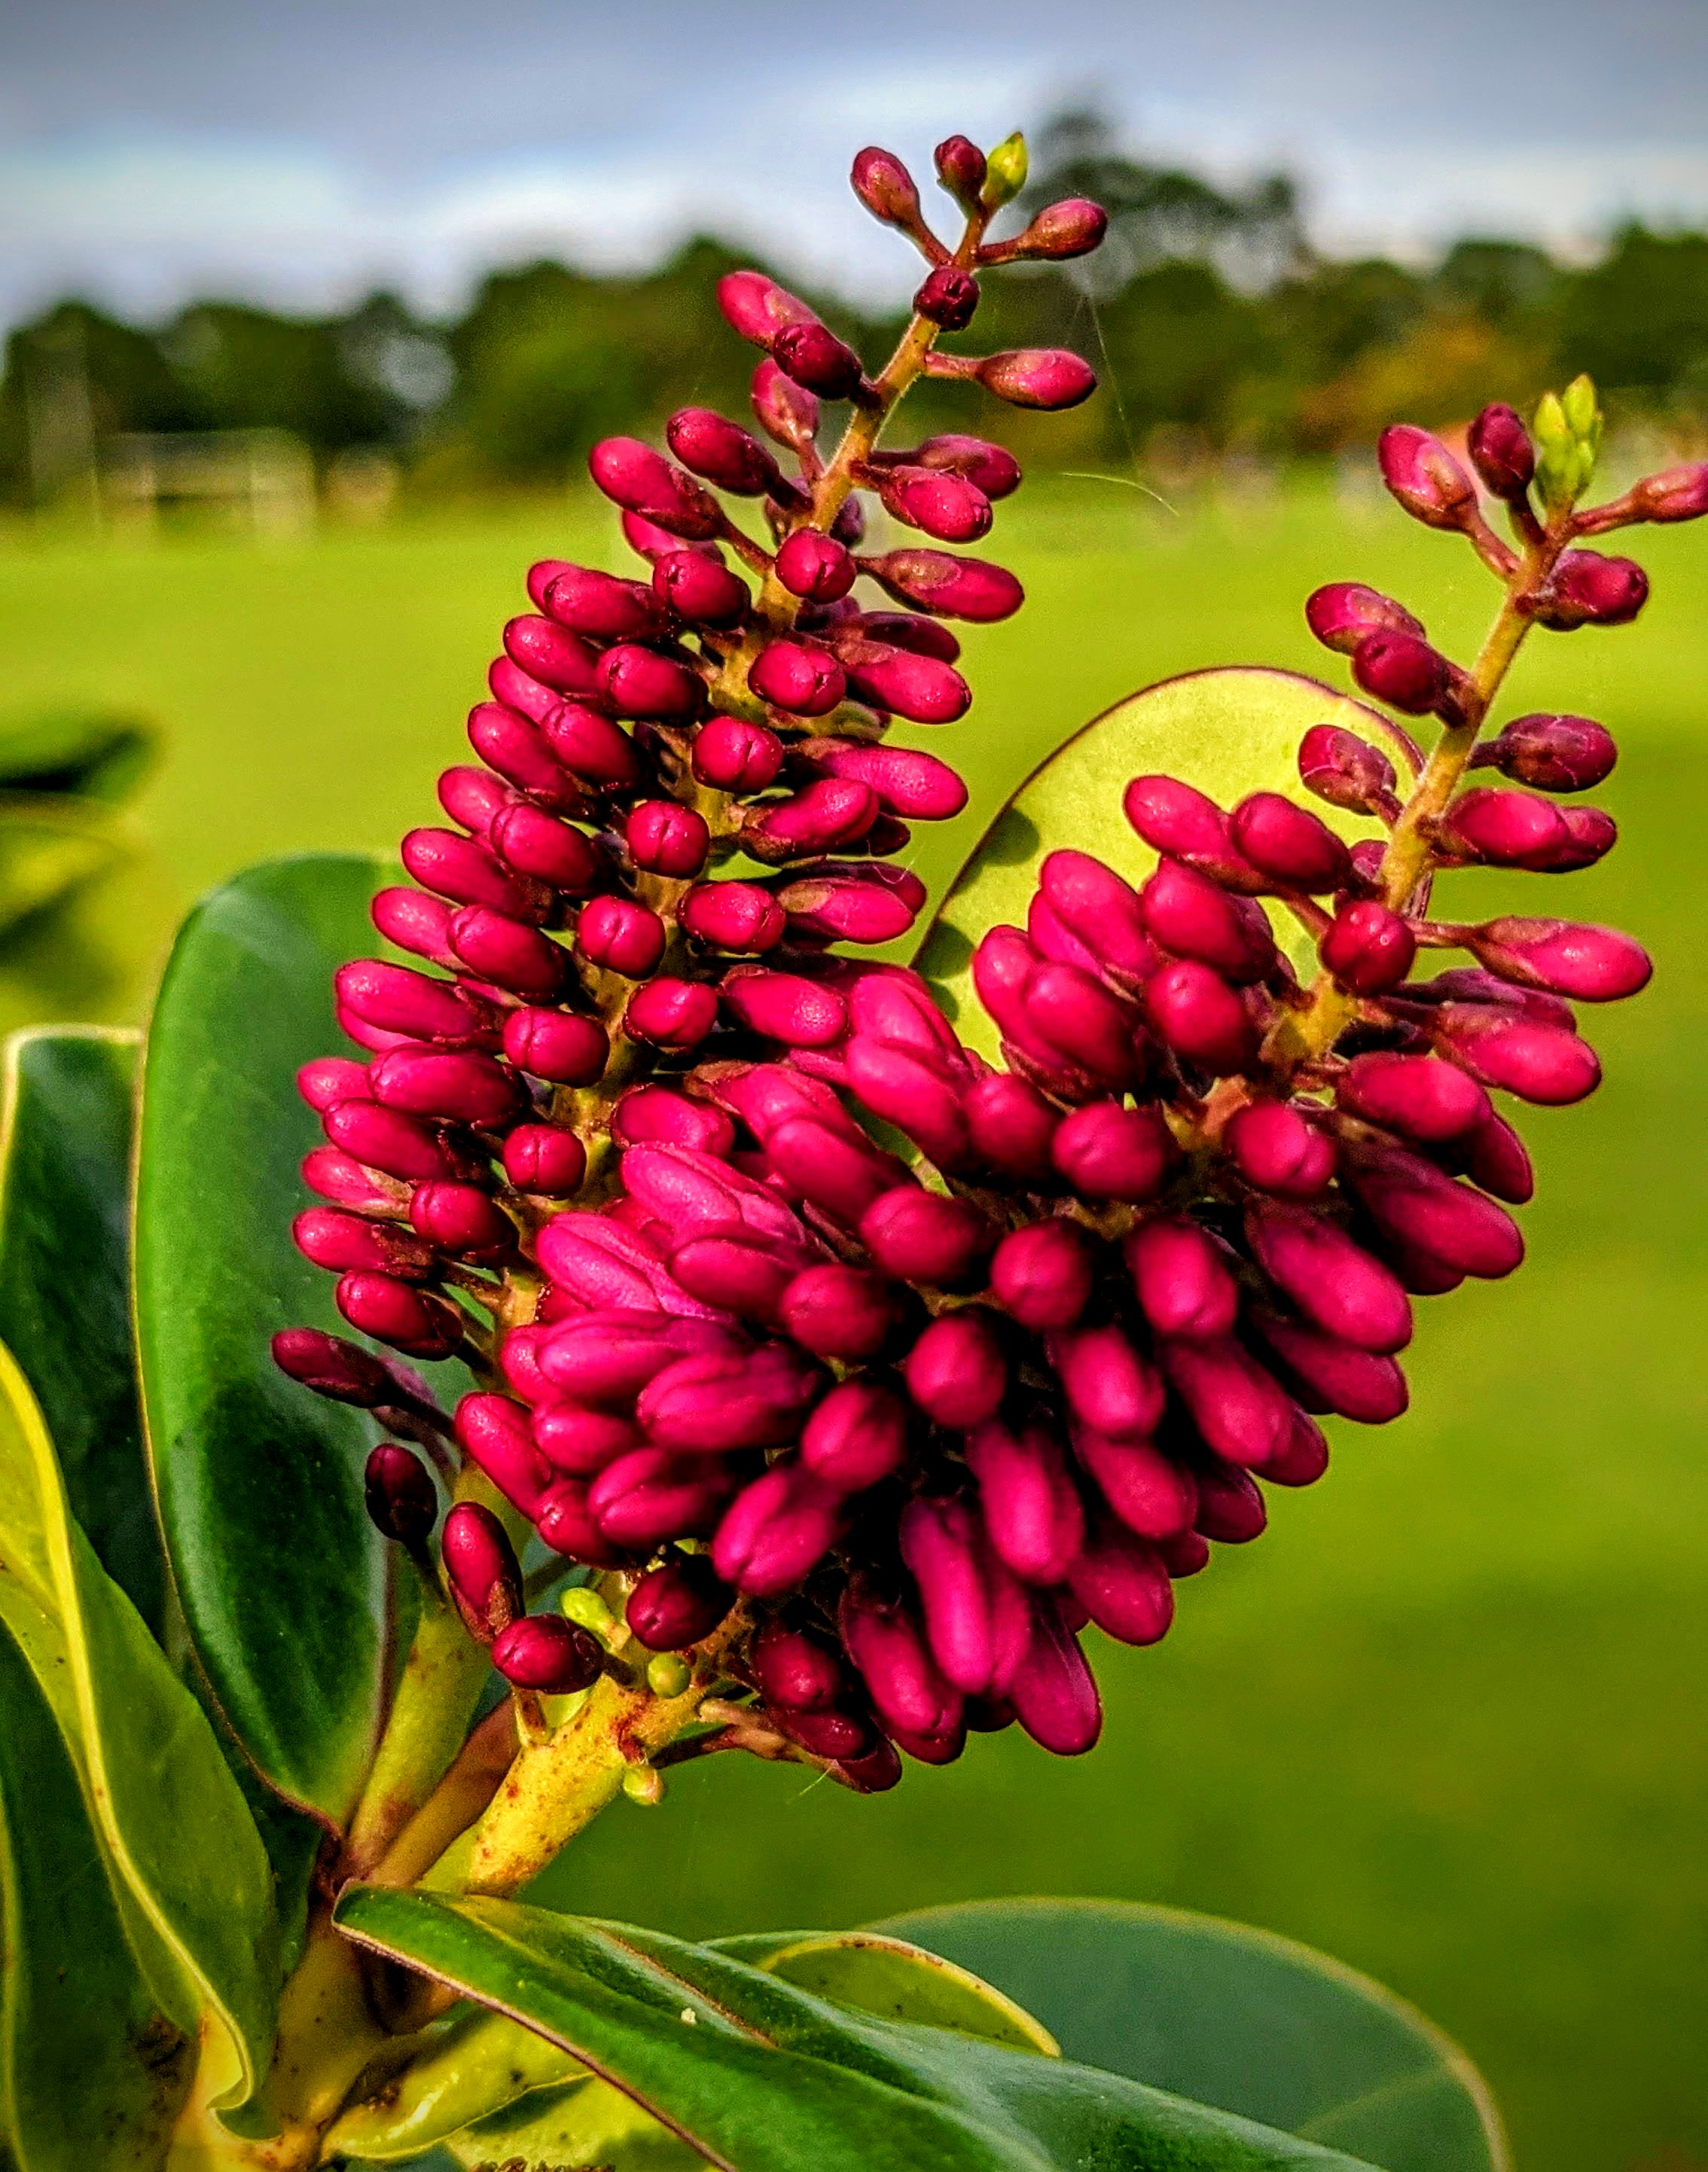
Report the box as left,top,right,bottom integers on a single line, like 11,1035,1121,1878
5,0,1707,330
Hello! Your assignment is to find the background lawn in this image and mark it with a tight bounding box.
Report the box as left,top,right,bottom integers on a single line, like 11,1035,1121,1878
3,480,1704,2171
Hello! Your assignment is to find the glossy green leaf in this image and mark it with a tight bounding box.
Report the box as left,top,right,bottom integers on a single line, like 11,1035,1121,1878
135,853,393,1824
325,2006,585,2161
0,1611,192,2170
712,1930,1058,2053
0,703,157,804
335,1888,1378,2171
912,667,1390,1052
0,1027,164,1633
0,1339,278,2106
0,792,133,936
447,2074,704,2170
874,1901,1507,2172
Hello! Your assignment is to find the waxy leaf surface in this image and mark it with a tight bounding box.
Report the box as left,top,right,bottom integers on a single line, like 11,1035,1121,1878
136,853,392,1824
876,1900,1507,2172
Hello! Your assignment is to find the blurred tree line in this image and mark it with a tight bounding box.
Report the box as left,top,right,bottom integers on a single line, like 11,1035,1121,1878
5,110,1706,508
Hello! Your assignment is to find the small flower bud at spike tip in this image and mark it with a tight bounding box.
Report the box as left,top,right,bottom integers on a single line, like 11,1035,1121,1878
493,1615,603,1695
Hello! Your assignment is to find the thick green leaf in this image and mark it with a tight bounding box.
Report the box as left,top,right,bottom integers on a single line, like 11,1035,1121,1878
912,667,1389,1053
0,792,133,935
448,2075,703,2169
135,853,392,1824
874,1902,1507,2172
0,1339,278,2106
0,1027,164,1634
0,704,157,804
712,1930,1058,2053
0,1611,192,2170
335,1888,1377,2171
325,2006,585,2161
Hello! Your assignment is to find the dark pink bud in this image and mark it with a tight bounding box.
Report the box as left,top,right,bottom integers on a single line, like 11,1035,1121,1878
1072,1430,1197,1542
990,1220,1093,1332
1350,1145,1524,1280
1124,1218,1239,1341
913,265,979,330
1013,199,1109,260
529,701,639,794
748,638,846,718
1428,1005,1600,1105
868,465,991,545
1069,1522,1173,1647
1304,582,1426,656
1265,1409,1330,1488
840,643,971,725
467,702,582,811
1022,962,1143,1089
503,1124,587,1196
334,960,491,1048
721,969,848,1048
779,1264,904,1362
531,1400,638,1478
974,349,1097,410
1121,776,1252,885
1009,1594,1101,1756
370,1048,523,1127
752,1619,846,1712
665,406,782,496
778,872,916,946
1632,461,1708,523
409,1182,512,1261
1250,1312,1408,1424
438,764,510,839
679,882,786,954
1193,1458,1267,1544
1160,1336,1299,1472
775,529,855,602
1140,859,1273,982
801,1374,909,1488
1378,425,1477,529
502,1008,608,1085
301,1148,398,1215
751,357,820,453
638,1343,823,1455
1228,792,1352,892
901,434,1021,499
526,559,574,609
717,270,816,346
840,1585,961,1740
773,1706,878,1762
1161,1529,1212,1576
859,1186,993,1287
322,1100,460,1185
842,1039,967,1171
1539,551,1649,629
456,1392,553,1517
664,1234,802,1322
627,1550,732,1652
402,828,552,922
625,978,719,1051
297,1056,369,1113
900,1496,1031,1699
1246,1201,1411,1353
537,1312,738,1403
1225,1100,1336,1197
501,617,602,700
622,510,719,565
651,548,751,629
964,1072,1060,1184
864,547,1021,624
1051,1322,1166,1441
272,1326,393,1406
1051,1100,1175,1203
577,896,666,979
691,715,782,793
934,135,986,208
489,803,599,894
1320,900,1416,996
1337,1051,1489,1142
772,321,865,401
1484,712,1616,792
492,1615,603,1695
904,1310,1008,1429
625,801,709,880
1035,852,1157,992
1353,630,1455,715
1456,1110,1534,1205
852,145,923,226
712,1464,846,1596
363,1444,438,1545
611,1088,734,1158
449,907,569,999
589,1447,735,1550
597,644,703,722
588,436,723,540
543,564,666,642
1467,404,1535,502
1297,724,1399,816
1548,804,1617,871
441,1502,521,1637
1463,915,1650,1002
488,654,572,729
744,779,879,857
831,496,866,546
764,1117,906,1226
1145,959,1257,1073
336,1271,465,1359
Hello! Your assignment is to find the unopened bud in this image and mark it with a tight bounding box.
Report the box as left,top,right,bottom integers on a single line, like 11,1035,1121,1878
653,550,751,628
1228,793,1353,892
493,1614,604,1695
1014,198,1109,259
775,529,855,602
1353,630,1454,715
577,895,667,979
1144,959,1257,1073
410,1182,514,1261
588,437,723,541
1124,1219,1239,1342
859,1185,993,1287
273,1327,394,1405
779,1264,904,1362
626,977,719,1051
543,564,666,642
712,1464,845,1597
1051,1100,1175,1203
913,266,979,331
974,349,1096,411
441,1502,521,1640
1245,1201,1411,1353
716,270,816,347
751,358,821,455
773,322,866,401
490,802,599,893
1462,916,1652,1002
597,643,705,721
627,1549,732,1652
691,715,782,792
503,1124,589,1196
1467,404,1535,502
934,136,987,211
1337,1052,1489,1142
748,638,846,718
851,145,924,227
363,1444,438,1545
1377,425,1477,530
369,1047,523,1127
1536,550,1649,630
680,881,787,954
981,131,1029,209
904,1310,1008,1429
1438,786,1572,869
1297,724,1398,814
1632,462,1708,523
1319,900,1416,995
448,906,570,999
990,1220,1093,1331
1484,712,1616,792
1304,581,1426,657
1225,1099,1336,1197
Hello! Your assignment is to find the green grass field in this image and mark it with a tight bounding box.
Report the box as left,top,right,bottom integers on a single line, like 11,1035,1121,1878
4,481,1706,2170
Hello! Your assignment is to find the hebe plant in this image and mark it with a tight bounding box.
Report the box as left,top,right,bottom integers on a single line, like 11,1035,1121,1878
0,125,1700,2172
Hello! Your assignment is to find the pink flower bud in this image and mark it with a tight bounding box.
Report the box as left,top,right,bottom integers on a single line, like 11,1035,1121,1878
1439,787,1571,868
773,1705,877,1762
721,968,848,1048
608,1088,730,1159
369,1048,523,1127
764,1117,907,1225
526,559,574,609
537,1310,737,1402
438,764,509,839
1336,1051,1488,1143
1633,462,1708,523
1009,1594,1101,1755
974,349,1097,410
1124,1218,1239,1341
624,978,719,1051
1014,199,1109,260
1297,724,1399,816
301,1148,400,1215
679,882,786,954
502,1124,587,1196
744,779,879,857
1467,404,1535,502
1145,959,1257,1073
501,1008,607,1085
334,960,492,1048
913,266,979,330
840,1042,965,1172
1072,1430,1197,1541
1193,1457,1267,1544
1548,804,1617,871
779,872,916,947
456,1392,554,1516
751,1622,845,1716
748,638,846,718
322,1099,459,1184
531,1399,639,1477
627,1550,732,1651
1032,853,1157,993
441,1502,521,1637
900,1496,1031,1698
1265,1409,1330,1488
775,529,855,602
1378,424,1477,529
665,407,782,497
904,1310,1008,1429
1225,1100,1335,1197
588,1447,735,1550
487,803,598,894
859,1185,993,1287
336,1271,465,1359
779,1264,904,1362
1161,1530,1212,1576
401,829,551,922
773,322,865,401
588,437,723,540
713,1464,846,1595
534,1481,627,1565
934,135,986,208
1304,583,1426,656
1350,1145,1524,1280
1461,1112,1534,1204
1539,551,1649,630
963,1071,1060,1183
492,1615,603,1694
297,1056,370,1113
409,1181,513,1261
751,357,820,452
717,270,816,345
637,1343,823,1455
543,565,666,642
501,618,602,702
792,1379,907,1497
623,801,708,880
1320,900,1416,995
1021,962,1144,1090
840,643,971,724
852,145,923,227
1249,1312,1408,1424
692,715,782,792
1353,630,1455,715
1051,1100,1175,1203
1462,916,1651,1002
1069,1522,1173,1647
576,895,666,979
1140,859,1273,982
1484,712,1616,792
467,702,581,810
1160,1336,1300,1472
449,907,569,999
1228,792,1352,892
363,1444,438,1545
1428,1005,1600,1104
800,744,966,828
868,465,992,544
1121,775,1252,883
901,433,1022,499
651,548,751,628
1050,1322,1166,1441
273,1326,394,1406
597,644,705,722
863,547,1022,624
840,1585,962,1740
1246,1201,1411,1353
488,655,569,728
978,1222,1088,1337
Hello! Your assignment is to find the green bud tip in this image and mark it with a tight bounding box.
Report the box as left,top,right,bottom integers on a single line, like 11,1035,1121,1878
982,132,1028,209
645,1652,691,1698
1562,373,1600,441
561,1585,618,1640
622,1763,665,1806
